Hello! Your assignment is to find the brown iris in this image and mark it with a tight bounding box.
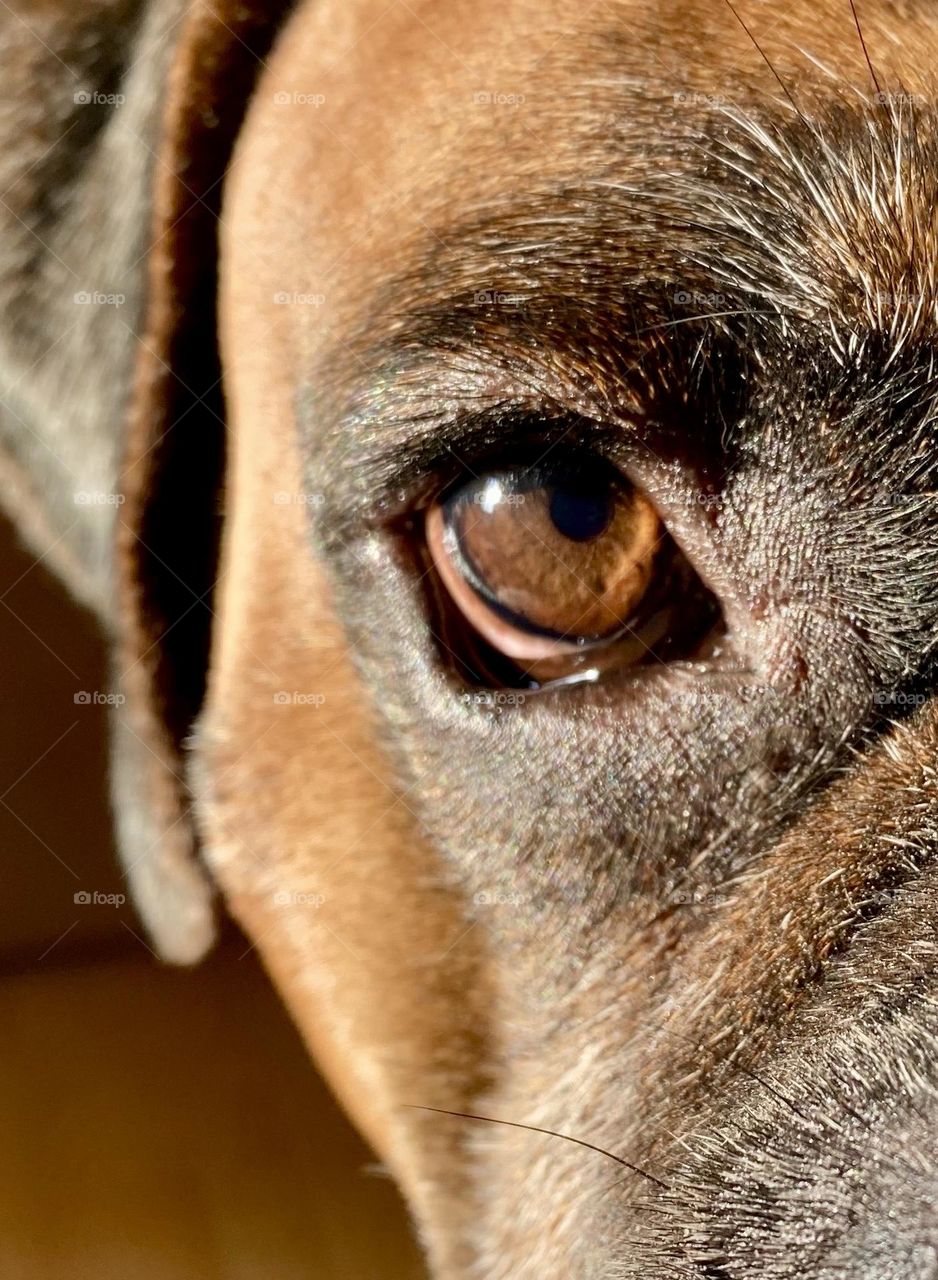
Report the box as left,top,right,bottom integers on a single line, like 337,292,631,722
425,457,712,686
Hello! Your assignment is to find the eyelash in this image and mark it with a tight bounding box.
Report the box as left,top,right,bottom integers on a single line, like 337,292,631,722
384,413,635,525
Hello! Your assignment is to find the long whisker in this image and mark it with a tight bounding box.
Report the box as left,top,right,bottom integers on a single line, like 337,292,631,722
407,1105,673,1192
721,0,809,127
848,0,883,98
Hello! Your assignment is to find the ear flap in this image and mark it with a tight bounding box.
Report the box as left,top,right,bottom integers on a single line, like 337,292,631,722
113,0,296,961
0,0,295,962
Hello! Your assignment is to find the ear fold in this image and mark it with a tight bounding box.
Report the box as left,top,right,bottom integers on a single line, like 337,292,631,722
110,0,299,961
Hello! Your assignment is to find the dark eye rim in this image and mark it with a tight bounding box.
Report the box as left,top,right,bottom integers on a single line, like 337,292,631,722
411,449,725,691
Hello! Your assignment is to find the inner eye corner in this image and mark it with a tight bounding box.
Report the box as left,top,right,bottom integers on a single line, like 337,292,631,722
419,452,726,694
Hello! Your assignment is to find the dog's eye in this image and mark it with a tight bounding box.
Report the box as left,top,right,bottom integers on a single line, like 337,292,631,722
425,456,719,686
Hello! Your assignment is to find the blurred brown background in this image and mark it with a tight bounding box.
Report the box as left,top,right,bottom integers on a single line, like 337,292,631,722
0,513,425,1279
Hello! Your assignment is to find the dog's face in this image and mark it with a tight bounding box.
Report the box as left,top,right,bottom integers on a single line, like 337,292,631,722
189,1,938,1275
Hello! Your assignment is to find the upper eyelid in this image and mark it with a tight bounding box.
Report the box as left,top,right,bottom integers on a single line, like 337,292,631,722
302,282,751,536
335,407,638,533
310,271,727,446
306,384,705,550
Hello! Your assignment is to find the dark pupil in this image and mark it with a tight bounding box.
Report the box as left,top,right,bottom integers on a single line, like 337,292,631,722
548,482,614,543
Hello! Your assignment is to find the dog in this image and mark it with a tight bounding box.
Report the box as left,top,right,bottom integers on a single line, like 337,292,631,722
3,0,938,1275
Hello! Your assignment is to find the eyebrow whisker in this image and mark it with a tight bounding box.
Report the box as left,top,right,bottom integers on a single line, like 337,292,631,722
721,0,810,128
407,1105,673,1191
847,0,883,99
638,309,773,335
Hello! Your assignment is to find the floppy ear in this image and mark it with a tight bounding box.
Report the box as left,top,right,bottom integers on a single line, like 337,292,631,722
113,0,298,961
0,0,294,962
